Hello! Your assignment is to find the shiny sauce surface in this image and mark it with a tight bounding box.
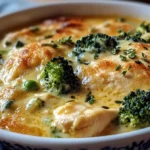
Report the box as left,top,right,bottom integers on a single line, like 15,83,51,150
0,16,148,138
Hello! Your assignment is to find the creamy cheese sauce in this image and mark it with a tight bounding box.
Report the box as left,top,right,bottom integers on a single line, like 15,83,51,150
0,16,149,138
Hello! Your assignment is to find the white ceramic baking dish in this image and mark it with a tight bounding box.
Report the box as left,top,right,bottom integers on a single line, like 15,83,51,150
0,1,150,150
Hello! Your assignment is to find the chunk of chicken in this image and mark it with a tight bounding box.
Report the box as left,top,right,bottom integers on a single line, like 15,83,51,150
0,43,56,83
52,102,118,137
75,42,150,103
94,19,133,36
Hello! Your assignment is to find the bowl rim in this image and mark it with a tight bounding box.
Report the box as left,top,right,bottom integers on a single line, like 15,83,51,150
1,0,150,144
0,0,150,19
1,127,150,144
0,0,148,16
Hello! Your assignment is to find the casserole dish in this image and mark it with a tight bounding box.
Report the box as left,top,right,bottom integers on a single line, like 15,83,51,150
0,1,150,149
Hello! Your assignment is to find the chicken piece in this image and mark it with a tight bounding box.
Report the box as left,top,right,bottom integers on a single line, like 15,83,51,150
0,42,56,83
74,42,150,104
3,17,86,46
0,17,89,84
0,86,24,100
94,19,133,36
52,102,118,137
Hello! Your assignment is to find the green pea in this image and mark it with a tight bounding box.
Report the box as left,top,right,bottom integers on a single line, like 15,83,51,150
23,80,39,91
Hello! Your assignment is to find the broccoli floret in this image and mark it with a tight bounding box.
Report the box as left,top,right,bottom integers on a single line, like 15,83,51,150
136,22,150,34
40,57,80,95
117,30,145,43
117,22,150,43
72,33,118,64
119,89,150,128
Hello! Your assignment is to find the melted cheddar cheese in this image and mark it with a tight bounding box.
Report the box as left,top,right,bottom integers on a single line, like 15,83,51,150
0,16,149,138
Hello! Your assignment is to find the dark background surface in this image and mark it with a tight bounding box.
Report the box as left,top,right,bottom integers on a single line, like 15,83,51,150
133,0,150,3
